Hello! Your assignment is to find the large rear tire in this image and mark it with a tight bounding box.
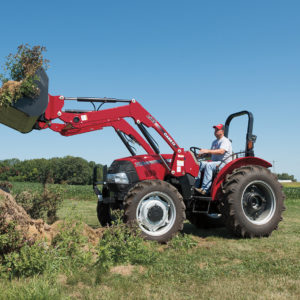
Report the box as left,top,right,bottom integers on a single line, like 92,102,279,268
124,180,186,243
221,165,285,238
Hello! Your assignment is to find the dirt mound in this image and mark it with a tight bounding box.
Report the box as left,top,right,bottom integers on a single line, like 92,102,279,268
0,189,103,245
50,221,104,246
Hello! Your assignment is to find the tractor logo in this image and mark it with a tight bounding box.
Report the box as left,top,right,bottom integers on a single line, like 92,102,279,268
147,115,157,124
164,132,177,147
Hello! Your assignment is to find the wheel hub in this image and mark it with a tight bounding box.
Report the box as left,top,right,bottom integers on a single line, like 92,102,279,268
246,192,265,208
251,197,260,208
147,205,164,222
242,181,276,225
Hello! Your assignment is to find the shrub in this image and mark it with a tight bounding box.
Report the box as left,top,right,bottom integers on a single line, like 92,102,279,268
0,215,23,255
2,243,50,278
0,212,47,278
0,181,12,193
51,218,93,269
0,216,95,278
96,219,158,277
42,186,63,224
15,185,63,224
0,44,49,107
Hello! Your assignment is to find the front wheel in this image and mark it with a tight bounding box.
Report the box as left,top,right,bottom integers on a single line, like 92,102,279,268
97,202,112,226
221,165,285,238
124,180,186,243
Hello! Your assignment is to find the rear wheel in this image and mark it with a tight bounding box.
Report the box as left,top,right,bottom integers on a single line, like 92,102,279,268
221,165,285,237
124,180,186,243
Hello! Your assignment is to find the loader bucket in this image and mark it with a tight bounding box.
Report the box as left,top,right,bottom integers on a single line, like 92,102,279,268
0,68,49,133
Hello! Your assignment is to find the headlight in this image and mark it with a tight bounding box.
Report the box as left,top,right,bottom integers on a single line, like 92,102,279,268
107,172,129,184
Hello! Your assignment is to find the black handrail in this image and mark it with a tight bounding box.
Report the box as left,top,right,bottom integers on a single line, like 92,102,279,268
65,97,131,103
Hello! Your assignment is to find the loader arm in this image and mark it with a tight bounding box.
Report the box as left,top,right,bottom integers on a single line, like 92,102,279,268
37,95,186,176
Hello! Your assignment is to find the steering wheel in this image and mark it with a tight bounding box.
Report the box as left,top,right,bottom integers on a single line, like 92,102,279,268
190,147,202,158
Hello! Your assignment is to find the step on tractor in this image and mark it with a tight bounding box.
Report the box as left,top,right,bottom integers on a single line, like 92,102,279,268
0,70,285,242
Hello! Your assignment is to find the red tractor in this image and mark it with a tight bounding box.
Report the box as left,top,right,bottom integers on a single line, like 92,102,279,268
0,70,285,242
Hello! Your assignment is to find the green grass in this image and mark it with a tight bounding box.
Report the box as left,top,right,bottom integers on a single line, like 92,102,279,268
1,183,300,299
57,198,98,227
11,182,96,202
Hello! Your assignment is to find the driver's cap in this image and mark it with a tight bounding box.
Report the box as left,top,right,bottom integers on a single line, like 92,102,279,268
213,124,225,131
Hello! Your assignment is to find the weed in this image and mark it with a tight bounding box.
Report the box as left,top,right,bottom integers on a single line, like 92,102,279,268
167,233,198,250
96,218,158,280
51,217,93,269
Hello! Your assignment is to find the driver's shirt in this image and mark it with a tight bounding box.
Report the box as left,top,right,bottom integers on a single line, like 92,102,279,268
211,136,232,164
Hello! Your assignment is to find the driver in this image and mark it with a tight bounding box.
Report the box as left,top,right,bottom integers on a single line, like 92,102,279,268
195,124,232,195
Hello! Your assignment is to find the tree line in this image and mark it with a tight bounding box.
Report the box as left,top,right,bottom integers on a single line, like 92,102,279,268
276,173,297,182
0,157,296,185
0,157,103,185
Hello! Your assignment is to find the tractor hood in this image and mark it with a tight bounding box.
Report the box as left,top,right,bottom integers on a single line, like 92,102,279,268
109,154,173,182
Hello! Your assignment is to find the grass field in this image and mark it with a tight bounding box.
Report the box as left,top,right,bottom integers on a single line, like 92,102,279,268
11,181,96,201
1,183,299,299
282,182,300,187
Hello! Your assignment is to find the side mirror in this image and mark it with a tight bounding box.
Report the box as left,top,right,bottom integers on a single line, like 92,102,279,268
103,165,107,182
93,165,107,186
93,165,107,198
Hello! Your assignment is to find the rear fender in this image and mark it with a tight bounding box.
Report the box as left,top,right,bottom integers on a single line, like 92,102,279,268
211,157,272,201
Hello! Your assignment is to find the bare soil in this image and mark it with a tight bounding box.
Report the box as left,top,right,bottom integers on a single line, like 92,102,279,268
110,265,135,276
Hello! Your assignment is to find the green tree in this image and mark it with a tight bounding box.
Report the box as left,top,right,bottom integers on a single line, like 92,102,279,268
276,173,297,182
0,157,102,185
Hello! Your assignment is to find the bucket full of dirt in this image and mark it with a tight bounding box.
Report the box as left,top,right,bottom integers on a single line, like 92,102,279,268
0,68,49,133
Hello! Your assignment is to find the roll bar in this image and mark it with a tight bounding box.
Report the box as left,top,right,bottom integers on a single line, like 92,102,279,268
224,110,257,157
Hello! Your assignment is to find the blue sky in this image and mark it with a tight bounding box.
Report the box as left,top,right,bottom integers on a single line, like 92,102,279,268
0,0,299,179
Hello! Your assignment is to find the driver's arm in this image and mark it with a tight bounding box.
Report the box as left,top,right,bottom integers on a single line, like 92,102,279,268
199,148,225,155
